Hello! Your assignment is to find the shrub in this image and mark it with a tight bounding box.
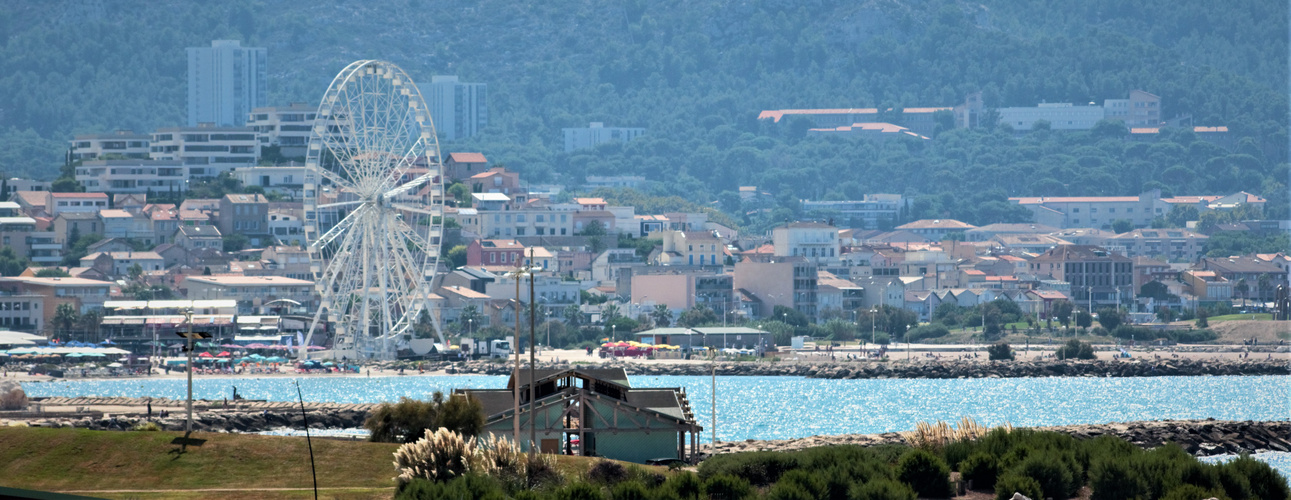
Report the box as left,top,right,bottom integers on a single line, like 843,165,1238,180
905,324,950,342
848,479,917,500
1169,329,1219,343
610,481,651,500
769,470,824,500
131,421,162,432
993,473,1043,500
588,460,629,484
664,471,702,500
1222,455,1291,500
557,481,607,500
702,474,753,500
895,449,953,498
1112,325,1157,340
1160,484,1228,500
959,452,999,489
1055,339,1096,360
1089,459,1148,500
698,451,797,486
1012,452,1080,500
986,342,1013,361
365,393,484,443
395,474,507,500
393,428,478,485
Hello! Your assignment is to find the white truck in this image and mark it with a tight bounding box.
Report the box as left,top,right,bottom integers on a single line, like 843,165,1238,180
461,338,514,359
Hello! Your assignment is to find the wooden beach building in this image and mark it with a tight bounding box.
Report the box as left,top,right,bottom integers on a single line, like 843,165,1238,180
456,368,703,463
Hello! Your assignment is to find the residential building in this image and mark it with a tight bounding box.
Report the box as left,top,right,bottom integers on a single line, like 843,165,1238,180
98,209,154,242
991,234,1073,254
1010,190,1170,229
466,239,526,267
772,222,840,262
46,192,108,216
0,203,39,261
175,225,224,251
591,248,642,284
1132,256,1173,294
1106,228,1207,262
467,168,524,197
485,274,582,309
734,257,818,322
801,194,902,229
150,124,259,174
440,267,497,295
966,223,1060,242
267,209,304,246
1028,245,1134,310
74,159,188,194
260,246,311,280
218,193,270,246
69,130,150,161
2,179,50,199
232,165,309,199
0,277,113,332
1162,192,1267,214
79,251,164,276
627,270,733,316
1195,257,1286,301
1181,270,1232,302
817,271,864,313
0,290,43,333
245,103,314,159
651,230,723,267
187,40,267,127
427,75,487,141
895,219,977,241
444,152,489,182
563,122,646,152
183,275,314,314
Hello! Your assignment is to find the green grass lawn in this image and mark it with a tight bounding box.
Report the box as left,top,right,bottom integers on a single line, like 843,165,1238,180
1207,313,1273,322
0,426,660,500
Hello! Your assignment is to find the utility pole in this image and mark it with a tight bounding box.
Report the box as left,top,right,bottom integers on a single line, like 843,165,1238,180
528,248,537,457
185,308,194,435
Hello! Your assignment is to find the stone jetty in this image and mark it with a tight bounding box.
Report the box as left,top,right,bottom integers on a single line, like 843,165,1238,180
423,357,1288,379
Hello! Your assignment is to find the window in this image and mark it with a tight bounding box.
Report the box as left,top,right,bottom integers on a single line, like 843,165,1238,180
1072,208,1080,213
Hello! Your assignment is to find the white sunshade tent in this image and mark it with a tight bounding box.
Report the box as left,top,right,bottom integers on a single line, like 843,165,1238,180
0,331,44,346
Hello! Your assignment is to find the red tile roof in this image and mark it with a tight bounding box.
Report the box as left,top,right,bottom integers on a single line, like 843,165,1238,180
448,152,487,164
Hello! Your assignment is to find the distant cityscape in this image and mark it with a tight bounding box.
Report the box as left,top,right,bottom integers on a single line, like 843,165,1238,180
0,39,1285,350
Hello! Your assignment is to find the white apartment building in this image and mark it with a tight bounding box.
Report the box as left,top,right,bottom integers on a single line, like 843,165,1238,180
151,125,259,175
485,274,582,308
563,122,646,152
47,192,108,216
99,209,155,241
2,178,50,199
772,222,840,262
69,130,151,161
76,160,190,194
478,208,575,238
1102,90,1161,127
1008,190,1171,229
428,75,487,141
801,194,902,229
187,40,267,127
268,210,305,246
1106,228,1208,262
233,165,310,199
246,103,315,159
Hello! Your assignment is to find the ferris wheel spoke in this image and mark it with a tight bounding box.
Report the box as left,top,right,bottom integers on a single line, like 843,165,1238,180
315,200,364,210
310,204,369,250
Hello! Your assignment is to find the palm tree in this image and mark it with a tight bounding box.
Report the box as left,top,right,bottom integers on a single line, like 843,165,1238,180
601,302,621,324
79,308,103,343
650,304,672,327
458,305,482,335
562,304,582,329
53,303,79,341
1235,279,1249,310
1257,273,1272,309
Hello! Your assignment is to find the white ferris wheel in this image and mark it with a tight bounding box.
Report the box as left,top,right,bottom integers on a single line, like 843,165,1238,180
299,60,445,360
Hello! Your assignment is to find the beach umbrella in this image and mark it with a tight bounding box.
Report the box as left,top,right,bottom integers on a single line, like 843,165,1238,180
83,352,106,357
167,343,184,349
107,362,123,368
197,352,213,358
322,362,335,367
216,351,231,357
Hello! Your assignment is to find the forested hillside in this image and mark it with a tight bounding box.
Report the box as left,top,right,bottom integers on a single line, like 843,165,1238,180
0,0,1285,228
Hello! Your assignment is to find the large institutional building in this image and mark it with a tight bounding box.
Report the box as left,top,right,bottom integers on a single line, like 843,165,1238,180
187,40,267,127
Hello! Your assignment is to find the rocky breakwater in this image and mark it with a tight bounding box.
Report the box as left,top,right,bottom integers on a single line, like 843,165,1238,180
426,357,1289,379
21,408,369,434
713,419,1291,457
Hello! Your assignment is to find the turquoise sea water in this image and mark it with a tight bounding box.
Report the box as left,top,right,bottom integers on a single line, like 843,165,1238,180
22,374,1289,442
